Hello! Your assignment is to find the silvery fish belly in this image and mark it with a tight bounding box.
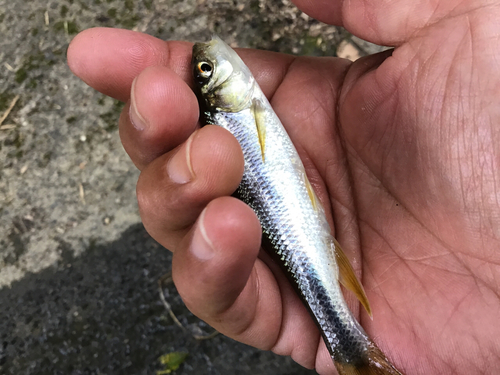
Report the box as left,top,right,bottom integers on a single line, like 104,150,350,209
192,35,403,375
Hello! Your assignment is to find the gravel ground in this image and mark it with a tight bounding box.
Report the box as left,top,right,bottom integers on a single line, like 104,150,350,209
0,1,386,374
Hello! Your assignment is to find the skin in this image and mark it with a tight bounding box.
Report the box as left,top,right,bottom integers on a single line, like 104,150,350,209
67,0,500,373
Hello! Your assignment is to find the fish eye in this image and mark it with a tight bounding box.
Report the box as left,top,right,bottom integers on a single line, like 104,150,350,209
197,61,213,78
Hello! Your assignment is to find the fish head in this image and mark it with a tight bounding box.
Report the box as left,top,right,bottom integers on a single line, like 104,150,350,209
192,35,255,112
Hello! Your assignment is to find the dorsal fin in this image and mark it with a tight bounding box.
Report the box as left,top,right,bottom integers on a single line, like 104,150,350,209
333,238,372,318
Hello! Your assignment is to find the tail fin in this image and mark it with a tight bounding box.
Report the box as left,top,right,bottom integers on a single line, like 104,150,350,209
335,343,404,375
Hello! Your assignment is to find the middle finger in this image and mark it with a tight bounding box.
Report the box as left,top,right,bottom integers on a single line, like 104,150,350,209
119,65,200,169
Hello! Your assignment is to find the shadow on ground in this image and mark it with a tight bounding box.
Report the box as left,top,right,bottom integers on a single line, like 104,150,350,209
0,224,314,375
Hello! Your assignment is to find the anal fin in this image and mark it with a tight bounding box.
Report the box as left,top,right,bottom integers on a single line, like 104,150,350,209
333,238,372,317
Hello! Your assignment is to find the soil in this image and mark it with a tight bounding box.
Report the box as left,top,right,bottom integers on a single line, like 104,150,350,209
0,1,386,373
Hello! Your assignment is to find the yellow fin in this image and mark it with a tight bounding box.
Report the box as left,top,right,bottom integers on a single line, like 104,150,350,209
334,342,403,375
304,177,318,211
252,99,266,162
333,238,372,317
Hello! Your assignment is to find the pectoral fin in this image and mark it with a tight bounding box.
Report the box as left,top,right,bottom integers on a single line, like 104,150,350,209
333,238,372,317
304,176,318,211
252,99,266,162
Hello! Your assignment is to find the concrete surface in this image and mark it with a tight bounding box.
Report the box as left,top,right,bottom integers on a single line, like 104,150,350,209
0,0,386,373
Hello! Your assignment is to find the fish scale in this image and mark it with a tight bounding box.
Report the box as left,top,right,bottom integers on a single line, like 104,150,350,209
208,103,370,364
193,35,403,375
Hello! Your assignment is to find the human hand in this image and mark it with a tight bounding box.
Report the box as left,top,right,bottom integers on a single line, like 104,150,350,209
67,0,500,373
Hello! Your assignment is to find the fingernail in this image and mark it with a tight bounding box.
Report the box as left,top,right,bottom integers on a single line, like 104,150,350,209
129,76,147,131
190,208,215,260
167,132,196,184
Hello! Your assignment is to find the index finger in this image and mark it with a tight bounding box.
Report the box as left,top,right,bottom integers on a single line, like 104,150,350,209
67,27,193,102
67,27,295,103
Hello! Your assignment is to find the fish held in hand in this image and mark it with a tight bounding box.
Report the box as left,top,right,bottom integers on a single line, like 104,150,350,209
192,35,403,375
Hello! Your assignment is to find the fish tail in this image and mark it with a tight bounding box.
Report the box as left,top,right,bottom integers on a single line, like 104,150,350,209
334,343,403,375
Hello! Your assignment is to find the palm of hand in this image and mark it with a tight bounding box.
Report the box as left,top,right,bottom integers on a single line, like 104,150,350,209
67,1,500,374
273,5,500,374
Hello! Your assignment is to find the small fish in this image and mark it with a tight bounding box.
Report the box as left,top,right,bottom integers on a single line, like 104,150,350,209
192,35,403,375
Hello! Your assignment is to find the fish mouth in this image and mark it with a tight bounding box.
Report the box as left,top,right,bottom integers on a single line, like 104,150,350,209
192,35,226,60
192,40,209,58
191,35,234,88
191,35,254,112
